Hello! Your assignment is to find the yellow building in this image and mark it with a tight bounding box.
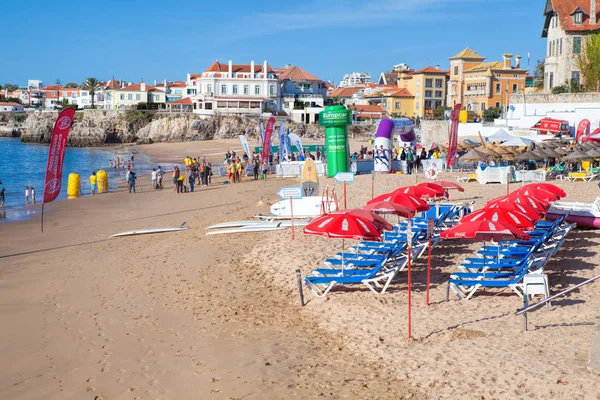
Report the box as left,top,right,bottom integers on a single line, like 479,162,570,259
365,87,415,117
447,48,528,115
397,67,449,118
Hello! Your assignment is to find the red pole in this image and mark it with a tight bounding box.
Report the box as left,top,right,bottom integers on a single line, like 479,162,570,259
426,237,431,305
407,243,412,339
290,196,295,240
344,181,347,209
371,173,375,200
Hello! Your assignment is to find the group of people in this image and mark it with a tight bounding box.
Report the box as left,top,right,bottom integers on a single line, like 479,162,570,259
170,157,212,194
109,152,135,171
24,186,36,204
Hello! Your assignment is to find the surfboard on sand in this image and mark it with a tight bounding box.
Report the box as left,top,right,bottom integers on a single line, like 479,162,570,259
270,196,338,218
301,158,319,197
205,220,310,235
111,222,189,238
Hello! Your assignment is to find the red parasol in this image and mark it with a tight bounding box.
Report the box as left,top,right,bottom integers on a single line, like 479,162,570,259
522,183,566,199
362,201,416,219
368,191,430,212
488,195,548,215
346,209,394,231
460,208,535,231
396,185,442,200
441,220,531,242
432,180,465,192
512,187,559,204
486,201,541,222
416,182,448,197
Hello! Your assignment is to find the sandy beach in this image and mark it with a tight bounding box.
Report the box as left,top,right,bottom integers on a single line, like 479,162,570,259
1,139,600,399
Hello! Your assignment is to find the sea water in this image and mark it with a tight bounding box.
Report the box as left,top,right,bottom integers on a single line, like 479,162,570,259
0,138,155,221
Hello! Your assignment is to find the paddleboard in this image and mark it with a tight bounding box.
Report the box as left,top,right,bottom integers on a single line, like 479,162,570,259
206,220,267,229
301,158,319,197
207,219,310,229
270,196,338,218
112,222,189,238
206,226,285,235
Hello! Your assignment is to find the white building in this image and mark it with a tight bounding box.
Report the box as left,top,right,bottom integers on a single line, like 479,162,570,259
186,60,280,116
0,102,25,112
79,87,105,108
542,0,600,90
340,72,371,87
275,65,327,124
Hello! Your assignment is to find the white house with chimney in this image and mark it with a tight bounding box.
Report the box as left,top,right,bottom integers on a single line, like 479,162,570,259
186,60,280,116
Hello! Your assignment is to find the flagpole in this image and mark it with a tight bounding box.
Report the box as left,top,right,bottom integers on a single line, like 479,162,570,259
41,203,45,232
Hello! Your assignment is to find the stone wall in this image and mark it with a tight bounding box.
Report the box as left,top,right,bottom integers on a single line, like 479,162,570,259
420,120,450,147
510,92,600,104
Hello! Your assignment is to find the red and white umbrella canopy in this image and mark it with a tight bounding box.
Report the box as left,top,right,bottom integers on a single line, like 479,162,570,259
346,209,394,231
368,191,430,212
362,201,416,219
460,208,535,231
486,201,541,222
396,185,442,200
416,182,448,197
441,220,531,242
522,183,566,199
488,195,548,215
513,187,559,204
303,212,382,241
432,180,465,192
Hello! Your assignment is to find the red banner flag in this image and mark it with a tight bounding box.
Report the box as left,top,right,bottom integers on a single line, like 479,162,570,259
576,119,590,144
261,117,276,165
43,109,75,204
447,104,461,168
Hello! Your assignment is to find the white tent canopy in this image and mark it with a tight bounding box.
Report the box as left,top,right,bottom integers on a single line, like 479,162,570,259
486,128,514,142
500,137,534,147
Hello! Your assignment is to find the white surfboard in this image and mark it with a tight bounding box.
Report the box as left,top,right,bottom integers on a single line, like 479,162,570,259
206,220,268,229
207,219,310,230
112,222,189,238
206,226,285,235
270,196,338,218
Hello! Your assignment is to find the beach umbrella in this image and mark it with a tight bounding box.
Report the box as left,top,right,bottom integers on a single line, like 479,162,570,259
564,150,592,161
303,211,382,275
486,201,542,222
512,187,557,205
346,208,394,231
586,149,600,158
553,147,568,155
415,182,448,198
533,149,551,158
433,181,465,192
362,201,416,219
479,147,502,158
487,195,548,215
460,208,535,231
487,128,514,142
539,148,561,158
396,185,443,200
368,191,430,212
522,183,566,199
514,151,543,161
460,149,488,161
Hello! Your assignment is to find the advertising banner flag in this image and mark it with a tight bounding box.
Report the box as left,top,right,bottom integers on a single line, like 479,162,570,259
576,119,590,143
278,122,286,162
261,117,276,165
43,109,75,204
447,104,461,168
239,135,251,158
288,132,303,155
259,121,265,145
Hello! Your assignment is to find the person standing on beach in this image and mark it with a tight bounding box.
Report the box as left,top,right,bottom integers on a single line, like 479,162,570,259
156,166,164,189
177,175,185,193
201,162,209,186
173,166,180,192
25,186,30,205
253,156,260,180
125,167,131,189
30,187,36,204
0,187,5,206
207,162,212,184
189,168,197,192
90,172,97,195
131,152,135,163
151,168,157,190
128,171,137,194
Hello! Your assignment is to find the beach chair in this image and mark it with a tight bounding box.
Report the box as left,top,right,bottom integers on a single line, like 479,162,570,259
567,171,598,182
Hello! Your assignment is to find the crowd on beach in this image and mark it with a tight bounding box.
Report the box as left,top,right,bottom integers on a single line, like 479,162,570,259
352,144,447,174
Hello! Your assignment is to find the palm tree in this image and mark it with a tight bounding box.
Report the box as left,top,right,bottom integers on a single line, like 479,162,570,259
82,77,100,109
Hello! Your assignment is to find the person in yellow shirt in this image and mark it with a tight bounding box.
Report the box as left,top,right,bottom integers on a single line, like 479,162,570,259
177,175,186,193
184,156,190,170
236,158,243,183
89,171,97,195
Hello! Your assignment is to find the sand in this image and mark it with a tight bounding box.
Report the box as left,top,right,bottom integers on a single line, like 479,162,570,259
1,139,599,399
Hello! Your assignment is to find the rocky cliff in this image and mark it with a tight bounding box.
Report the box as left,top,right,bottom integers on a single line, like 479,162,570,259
20,110,376,146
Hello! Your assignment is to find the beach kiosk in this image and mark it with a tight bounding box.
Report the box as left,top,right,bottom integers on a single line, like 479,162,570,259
320,105,352,177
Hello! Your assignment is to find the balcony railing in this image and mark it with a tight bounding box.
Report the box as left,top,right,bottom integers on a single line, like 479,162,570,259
465,89,486,96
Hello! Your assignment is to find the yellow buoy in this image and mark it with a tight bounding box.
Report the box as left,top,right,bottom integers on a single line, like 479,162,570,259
67,173,81,198
97,170,109,193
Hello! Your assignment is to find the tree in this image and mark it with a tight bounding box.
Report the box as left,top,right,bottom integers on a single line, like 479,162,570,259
64,82,79,88
576,32,600,92
433,105,450,120
533,59,545,90
82,77,100,109
55,79,62,85
3,83,19,92
482,107,501,122
551,79,583,94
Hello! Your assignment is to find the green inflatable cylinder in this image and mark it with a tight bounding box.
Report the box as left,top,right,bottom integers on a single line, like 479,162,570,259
319,105,352,177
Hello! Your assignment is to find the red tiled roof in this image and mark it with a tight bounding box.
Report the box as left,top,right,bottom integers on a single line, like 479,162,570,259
0,102,23,107
389,88,414,97
167,97,192,105
169,81,187,88
189,74,201,79
121,83,160,92
329,87,362,97
414,67,449,74
350,104,386,113
204,61,274,74
550,0,600,33
42,85,62,91
277,65,322,81
356,113,384,119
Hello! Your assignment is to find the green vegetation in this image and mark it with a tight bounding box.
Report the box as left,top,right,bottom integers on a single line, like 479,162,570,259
136,102,161,110
0,97,22,104
551,79,584,94
482,107,501,122
433,105,450,120
533,60,545,90
81,77,100,109
125,110,154,131
64,82,79,88
576,32,600,91
3,83,19,92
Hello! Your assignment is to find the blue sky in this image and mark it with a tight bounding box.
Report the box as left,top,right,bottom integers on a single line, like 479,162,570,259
1,0,547,86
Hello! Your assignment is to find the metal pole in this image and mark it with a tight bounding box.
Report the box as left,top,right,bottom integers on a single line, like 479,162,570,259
344,181,347,209
426,237,431,306
407,243,412,339
295,269,304,307
40,203,45,233
290,196,295,240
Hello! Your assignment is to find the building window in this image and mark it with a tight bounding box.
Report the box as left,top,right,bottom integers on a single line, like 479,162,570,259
243,85,249,95
425,79,433,88
425,90,432,98
269,85,275,95
453,66,458,76
206,84,212,94
495,102,500,108
136,94,140,101
395,102,400,109
232,85,238,94
572,71,581,86
512,84,518,92
481,102,486,111
416,80,421,88
120,94,124,100
574,37,582,54
415,92,420,98
574,11,583,25
435,90,443,98
416,102,420,110
255,85,260,95
549,72,554,89
221,84,227,94
560,38,563,54
496,83,501,94
435,79,443,88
